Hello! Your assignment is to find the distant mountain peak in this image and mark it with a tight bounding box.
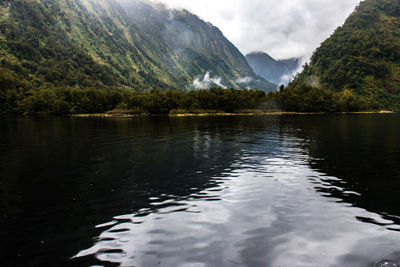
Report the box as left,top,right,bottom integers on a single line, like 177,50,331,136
246,52,302,85
247,52,275,61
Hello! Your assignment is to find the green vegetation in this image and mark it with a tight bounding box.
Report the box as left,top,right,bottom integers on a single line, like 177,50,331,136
0,0,170,90
269,85,383,112
0,0,276,115
289,0,400,111
0,87,271,115
0,0,275,95
2,85,389,116
1,0,399,115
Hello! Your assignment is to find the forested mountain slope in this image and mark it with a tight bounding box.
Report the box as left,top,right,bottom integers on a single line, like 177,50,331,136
290,0,400,109
0,0,166,90
0,0,275,97
119,0,275,90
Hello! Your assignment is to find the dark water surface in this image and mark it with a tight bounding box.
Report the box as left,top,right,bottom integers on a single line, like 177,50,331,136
1,115,400,267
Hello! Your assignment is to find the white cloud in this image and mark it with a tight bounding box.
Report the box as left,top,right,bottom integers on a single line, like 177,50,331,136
148,0,361,60
193,72,227,89
235,76,253,85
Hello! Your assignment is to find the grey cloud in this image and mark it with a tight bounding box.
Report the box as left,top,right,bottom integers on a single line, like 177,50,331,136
150,0,361,60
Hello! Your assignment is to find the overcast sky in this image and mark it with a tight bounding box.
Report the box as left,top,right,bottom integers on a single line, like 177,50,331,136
151,0,361,60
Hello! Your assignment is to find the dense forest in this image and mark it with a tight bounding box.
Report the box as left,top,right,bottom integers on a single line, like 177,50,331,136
270,85,383,112
0,87,272,115
288,0,400,111
1,85,383,115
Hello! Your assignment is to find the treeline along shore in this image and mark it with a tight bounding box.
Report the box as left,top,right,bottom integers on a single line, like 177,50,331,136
0,86,395,116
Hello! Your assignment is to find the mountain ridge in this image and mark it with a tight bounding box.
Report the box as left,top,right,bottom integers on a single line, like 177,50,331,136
120,0,276,90
0,0,276,94
289,0,400,109
246,52,301,86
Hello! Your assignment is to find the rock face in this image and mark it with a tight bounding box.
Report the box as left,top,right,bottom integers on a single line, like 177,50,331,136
246,52,301,86
0,0,276,91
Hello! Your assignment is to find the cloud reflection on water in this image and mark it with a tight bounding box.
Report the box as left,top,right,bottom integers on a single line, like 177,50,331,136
74,122,400,267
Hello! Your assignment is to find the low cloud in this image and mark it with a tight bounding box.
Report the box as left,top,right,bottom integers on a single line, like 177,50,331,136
235,76,253,85
279,63,305,85
149,0,360,60
193,72,227,89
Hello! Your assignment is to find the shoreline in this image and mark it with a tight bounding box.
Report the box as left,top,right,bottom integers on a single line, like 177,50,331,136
70,110,395,118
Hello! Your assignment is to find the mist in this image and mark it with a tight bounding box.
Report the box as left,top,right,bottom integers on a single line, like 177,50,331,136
193,72,227,89
147,0,361,60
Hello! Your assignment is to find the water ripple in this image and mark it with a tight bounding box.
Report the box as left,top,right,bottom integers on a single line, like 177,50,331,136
74,151,400,267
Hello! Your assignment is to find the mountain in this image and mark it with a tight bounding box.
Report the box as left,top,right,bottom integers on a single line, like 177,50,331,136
246,52,301,85
290,0,400,109
118,0,276,91
0,0,275,93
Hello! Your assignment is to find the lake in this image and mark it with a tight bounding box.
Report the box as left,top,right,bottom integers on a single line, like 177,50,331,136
1,114,400,267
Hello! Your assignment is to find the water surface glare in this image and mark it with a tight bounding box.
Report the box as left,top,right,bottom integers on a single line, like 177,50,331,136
1,115,400,267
